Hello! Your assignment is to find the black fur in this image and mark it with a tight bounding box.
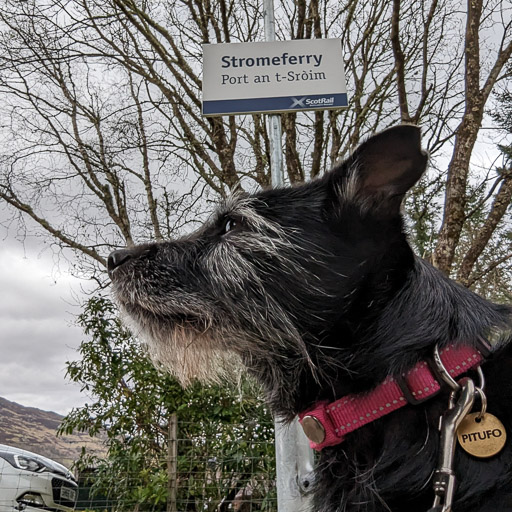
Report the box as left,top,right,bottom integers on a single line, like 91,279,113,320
109,126,512,511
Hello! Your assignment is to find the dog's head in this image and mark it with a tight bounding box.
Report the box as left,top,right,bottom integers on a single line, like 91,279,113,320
109,125,428,415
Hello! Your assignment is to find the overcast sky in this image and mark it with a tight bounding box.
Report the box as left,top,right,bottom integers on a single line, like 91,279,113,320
0,234,90,415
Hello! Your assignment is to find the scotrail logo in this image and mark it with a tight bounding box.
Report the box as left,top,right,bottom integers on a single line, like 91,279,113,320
290,96,335,109
290,97,306,108
306,96,335,106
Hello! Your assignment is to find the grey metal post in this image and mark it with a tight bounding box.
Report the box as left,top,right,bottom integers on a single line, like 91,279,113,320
274,418,315,511
263,0,284,188
263,1,314,510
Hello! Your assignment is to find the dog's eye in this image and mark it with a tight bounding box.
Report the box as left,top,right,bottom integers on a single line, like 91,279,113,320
221,217,242,235
224,218,237,233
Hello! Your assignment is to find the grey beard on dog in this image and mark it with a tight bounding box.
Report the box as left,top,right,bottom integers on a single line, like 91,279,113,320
109,126,512,512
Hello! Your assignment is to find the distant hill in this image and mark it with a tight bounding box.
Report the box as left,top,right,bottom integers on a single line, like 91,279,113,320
0,396,105,466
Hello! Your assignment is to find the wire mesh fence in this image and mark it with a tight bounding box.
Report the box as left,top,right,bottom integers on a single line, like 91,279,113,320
76,438,277,511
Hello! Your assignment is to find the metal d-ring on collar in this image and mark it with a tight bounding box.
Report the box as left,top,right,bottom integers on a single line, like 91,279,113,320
432,344,486,396
432,344,462,392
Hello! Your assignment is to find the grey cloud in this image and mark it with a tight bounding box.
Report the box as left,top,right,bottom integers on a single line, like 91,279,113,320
0,244,90,415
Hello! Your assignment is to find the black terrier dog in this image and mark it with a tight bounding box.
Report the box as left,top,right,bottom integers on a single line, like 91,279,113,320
108,126,512,511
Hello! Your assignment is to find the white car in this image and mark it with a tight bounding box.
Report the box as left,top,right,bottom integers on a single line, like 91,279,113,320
0,444,78,512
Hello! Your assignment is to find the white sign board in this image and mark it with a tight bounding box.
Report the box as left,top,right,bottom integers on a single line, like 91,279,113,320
202,39,347,116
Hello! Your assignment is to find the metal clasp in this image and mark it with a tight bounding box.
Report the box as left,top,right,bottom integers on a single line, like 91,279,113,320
430,379,475,512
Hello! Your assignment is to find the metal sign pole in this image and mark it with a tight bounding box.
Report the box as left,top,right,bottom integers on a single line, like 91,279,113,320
263,1,314,510
274,418,315,511
263,0,284,188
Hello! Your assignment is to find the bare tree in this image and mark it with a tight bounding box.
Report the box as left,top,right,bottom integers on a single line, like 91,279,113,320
432,0,512,275
0,0,510,293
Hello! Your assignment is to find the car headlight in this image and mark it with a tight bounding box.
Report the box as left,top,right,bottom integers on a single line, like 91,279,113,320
13,455,46,472
0,452,47,472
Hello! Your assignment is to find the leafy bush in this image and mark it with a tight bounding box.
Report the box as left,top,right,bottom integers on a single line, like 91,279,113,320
60,296,276,511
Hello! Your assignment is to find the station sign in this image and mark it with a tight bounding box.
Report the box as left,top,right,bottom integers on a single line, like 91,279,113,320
202,39,347,116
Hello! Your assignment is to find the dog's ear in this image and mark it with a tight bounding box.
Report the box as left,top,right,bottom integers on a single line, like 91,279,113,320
332,125,428,212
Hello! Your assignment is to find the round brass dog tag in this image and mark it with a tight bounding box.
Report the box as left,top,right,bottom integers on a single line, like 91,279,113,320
301,416,326,444
457,413,507,458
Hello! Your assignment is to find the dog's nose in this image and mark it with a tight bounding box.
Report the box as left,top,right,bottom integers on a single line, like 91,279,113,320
108,245,158,276
108,248,138,273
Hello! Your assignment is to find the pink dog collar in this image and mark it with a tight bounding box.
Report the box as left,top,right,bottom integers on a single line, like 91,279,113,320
299,345,484,451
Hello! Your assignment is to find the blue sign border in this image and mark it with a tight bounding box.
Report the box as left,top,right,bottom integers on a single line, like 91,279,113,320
202,93,348,116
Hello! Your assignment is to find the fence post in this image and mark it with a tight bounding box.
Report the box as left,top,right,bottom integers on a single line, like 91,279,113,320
167,413,178,512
